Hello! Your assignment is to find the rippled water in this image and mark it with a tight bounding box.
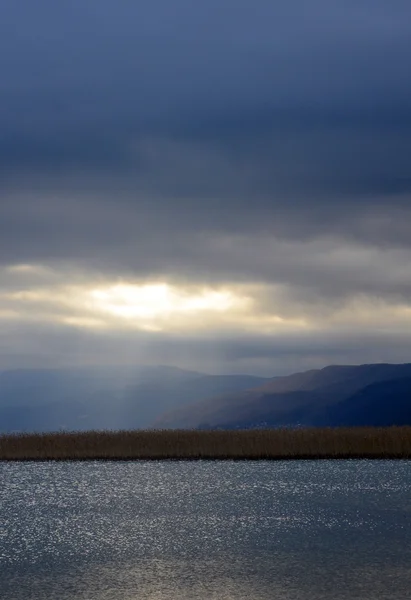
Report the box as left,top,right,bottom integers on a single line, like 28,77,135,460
0,460,410,599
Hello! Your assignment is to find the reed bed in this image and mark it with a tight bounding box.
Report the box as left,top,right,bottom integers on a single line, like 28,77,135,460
0,427,410,460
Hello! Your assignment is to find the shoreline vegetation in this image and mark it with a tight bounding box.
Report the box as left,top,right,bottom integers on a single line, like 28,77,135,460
0,427,410,460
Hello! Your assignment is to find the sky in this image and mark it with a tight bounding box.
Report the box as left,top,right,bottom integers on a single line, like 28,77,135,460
1,0,411,376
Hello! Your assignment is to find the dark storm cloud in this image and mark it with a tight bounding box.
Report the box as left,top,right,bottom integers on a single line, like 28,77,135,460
1,1,411,373
1,0,411,189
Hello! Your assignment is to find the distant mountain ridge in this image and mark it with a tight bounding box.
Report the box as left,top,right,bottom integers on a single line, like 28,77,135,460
154,363,411,429
0,365,269,433
1,362,410,433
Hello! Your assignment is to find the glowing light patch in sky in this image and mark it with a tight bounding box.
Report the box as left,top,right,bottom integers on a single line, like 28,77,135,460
6,263,410,338
89,283,242,320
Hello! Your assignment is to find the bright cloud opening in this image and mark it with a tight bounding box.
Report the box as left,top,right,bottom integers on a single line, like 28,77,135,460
88,283,246,320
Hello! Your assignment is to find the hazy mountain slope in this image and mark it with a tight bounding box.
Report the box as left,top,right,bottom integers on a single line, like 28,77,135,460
118,374,269,428
2,362,410,433
0,367,268,433
0,365,205,408
318,377,411,427
154,363,411,429
0,365,206,433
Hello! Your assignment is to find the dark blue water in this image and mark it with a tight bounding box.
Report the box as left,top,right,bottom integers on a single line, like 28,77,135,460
0,460,410,599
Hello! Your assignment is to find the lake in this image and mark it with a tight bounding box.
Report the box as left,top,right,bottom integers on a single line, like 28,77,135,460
0,460,410,599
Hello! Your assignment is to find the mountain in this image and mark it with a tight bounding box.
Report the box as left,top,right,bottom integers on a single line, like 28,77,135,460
0,365,204,433
2,362,410,433
153,363,411,429
0,365,204,408
318,377,411,427
0,366,268,433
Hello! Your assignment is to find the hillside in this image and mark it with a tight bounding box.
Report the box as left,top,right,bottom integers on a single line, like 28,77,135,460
319,377,411,427
154,363,411,429
2,362,410,433
0,366,268,433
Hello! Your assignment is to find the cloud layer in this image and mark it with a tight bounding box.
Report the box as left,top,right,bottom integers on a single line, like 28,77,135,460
1,1,411,373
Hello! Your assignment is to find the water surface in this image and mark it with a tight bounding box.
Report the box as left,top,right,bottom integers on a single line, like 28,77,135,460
1,460,410,599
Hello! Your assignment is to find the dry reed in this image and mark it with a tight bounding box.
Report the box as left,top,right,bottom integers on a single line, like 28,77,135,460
0,427,410,460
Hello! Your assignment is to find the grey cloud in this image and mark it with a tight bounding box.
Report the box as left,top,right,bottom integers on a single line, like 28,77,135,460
2,232,411,321
1,1,411,372
1,0,411,174
1,318,411,376
1,0,411,240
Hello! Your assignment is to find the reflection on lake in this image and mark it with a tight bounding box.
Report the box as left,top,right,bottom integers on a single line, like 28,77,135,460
1,460,410,599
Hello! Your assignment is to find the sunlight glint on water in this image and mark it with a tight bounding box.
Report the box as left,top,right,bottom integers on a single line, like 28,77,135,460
0,460,410,599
